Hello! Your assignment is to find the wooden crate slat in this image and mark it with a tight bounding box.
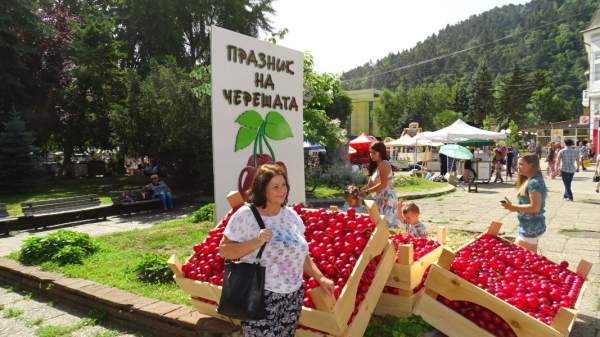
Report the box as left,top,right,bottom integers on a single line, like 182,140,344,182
386,244,443,290
329,218,389,333
414,291,497,337
343,242,395,337
296,242,395,337
374,290,421,318
298,307,339,333
190,298,239,324
425,264,568,337
174,277,222,303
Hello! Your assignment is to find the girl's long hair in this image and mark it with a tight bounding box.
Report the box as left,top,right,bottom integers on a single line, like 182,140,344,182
516,154,544,196
368,142,389,176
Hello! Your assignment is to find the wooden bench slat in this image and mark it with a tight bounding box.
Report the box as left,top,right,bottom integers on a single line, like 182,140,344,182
21,194,102,216
24,200,100,213
22,194,100,207
24,202,101,215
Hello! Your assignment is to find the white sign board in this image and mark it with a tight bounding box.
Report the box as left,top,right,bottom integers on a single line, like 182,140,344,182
211,26,305,220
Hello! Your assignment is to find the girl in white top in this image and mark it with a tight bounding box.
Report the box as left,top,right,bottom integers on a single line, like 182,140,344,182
220,164,333,337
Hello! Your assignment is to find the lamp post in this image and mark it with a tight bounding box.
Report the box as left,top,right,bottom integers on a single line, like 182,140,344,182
368,100,373,135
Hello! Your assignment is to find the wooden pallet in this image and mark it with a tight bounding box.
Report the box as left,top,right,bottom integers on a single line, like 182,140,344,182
385,226,447,290
373,288,422,318
168,192,395,337
414,222,592,337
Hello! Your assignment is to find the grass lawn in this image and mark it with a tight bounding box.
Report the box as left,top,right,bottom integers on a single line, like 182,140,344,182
9,216,209,306
306,176,447,200
394,176,447,194
0,176,148,217
306,185,344,199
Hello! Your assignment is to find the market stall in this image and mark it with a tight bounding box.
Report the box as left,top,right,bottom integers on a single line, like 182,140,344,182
458,139,495,183
385,134,443,171
416,120,506,179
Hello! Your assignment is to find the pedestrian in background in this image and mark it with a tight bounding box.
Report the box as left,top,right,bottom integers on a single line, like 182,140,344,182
546,142,556,179
555,139,580,201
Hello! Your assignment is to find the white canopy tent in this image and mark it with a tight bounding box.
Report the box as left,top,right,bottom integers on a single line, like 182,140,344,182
386,134,443,147
417,119,507,143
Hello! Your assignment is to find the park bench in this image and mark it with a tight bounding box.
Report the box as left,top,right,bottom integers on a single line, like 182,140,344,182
0,203,19,236
109,188,163,213
19,194,109,230
0,203,8,218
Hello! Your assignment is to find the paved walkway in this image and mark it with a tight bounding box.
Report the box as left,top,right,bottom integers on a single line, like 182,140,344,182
0,167,599,336
0,285,151,337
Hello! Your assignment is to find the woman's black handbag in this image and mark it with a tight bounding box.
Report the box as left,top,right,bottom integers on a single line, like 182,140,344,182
593,175,600,183
217,204,267,321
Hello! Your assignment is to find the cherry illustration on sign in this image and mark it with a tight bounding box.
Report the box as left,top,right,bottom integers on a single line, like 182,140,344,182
235,109,293,199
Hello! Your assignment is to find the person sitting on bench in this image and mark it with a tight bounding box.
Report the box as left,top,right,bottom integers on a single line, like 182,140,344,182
145,175,173,211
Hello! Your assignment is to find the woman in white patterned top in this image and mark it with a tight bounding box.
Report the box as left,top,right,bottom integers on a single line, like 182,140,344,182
219,164,334,337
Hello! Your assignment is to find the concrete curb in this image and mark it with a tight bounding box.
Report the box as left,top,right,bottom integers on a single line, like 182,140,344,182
306,185,456,207
0,258,239,337
396,185,456,200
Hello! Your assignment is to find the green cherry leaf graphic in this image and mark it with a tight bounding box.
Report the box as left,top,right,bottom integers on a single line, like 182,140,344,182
264,111,293,140
235,127,257,151
235,110,263,130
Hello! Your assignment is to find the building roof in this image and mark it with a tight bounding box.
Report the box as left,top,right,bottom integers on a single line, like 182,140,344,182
523,119,586,131
583,4,600,33
345,88,382,100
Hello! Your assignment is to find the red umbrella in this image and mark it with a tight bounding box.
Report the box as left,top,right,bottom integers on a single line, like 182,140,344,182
349,133,376,150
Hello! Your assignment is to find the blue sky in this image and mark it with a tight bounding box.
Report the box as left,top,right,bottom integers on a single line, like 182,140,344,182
266,0,531,74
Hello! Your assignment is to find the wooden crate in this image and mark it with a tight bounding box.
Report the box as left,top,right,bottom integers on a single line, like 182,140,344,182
414,222,592,337
168,192,396,337
373,288,422,318
385,226,447,291
295,241,395,337
372,227,446,318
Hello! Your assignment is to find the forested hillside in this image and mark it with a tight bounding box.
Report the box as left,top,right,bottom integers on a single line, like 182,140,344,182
341,0,598,133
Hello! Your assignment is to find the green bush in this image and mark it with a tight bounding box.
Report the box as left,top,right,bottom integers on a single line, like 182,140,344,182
18,230,98,265
133,253,173,283
364,315,432,337
318,166,369,189
191,203,214,222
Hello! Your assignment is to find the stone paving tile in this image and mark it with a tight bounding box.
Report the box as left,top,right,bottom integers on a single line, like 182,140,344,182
44,312,84,326
0,284,154,337
0,316,36,337
72,325,118,337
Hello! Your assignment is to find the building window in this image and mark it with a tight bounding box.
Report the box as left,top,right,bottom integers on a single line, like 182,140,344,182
594,51,600,81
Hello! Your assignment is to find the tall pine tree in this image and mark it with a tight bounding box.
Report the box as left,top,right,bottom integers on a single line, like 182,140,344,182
0,111,37,191
495,64,530,128
467,61,495,127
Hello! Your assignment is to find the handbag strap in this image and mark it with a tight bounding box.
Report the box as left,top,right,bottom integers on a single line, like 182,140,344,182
248,204,267,260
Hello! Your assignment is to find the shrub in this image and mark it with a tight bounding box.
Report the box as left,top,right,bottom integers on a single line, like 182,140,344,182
191,203,214,223
18,230,98,265
133,253,173,283
318,165,369,189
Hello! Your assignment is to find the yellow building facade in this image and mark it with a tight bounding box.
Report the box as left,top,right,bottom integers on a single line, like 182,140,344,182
346,89,382,137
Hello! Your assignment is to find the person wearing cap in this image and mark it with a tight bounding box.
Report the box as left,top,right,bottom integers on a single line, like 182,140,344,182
145,175,173,211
